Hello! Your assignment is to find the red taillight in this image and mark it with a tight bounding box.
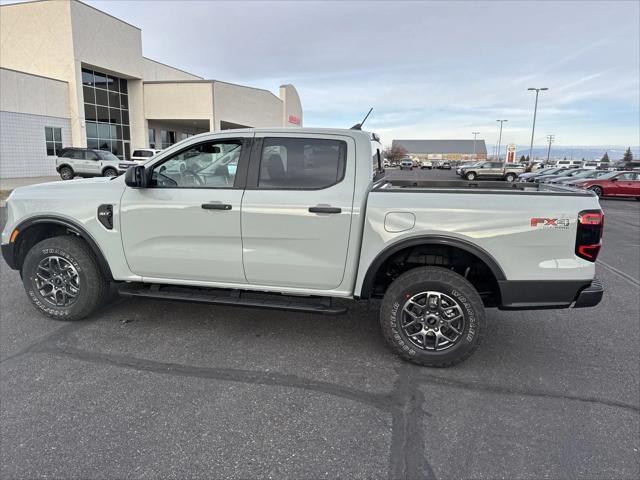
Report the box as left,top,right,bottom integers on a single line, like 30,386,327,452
577,244,601,261
575,209,604,262
579,211,604,226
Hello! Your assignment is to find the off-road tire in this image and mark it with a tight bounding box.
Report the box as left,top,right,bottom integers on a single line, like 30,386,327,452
103,168,117,177
59,166,74,180
22,236,109,321
465,172,477,181
379,267,484,367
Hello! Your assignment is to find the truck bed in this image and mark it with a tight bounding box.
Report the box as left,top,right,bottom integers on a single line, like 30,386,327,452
373,179,592,196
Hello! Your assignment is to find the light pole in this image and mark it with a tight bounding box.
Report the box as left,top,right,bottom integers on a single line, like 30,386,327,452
472,131,480,160
496,120,507,161
527,87,548,165
546,134,555,164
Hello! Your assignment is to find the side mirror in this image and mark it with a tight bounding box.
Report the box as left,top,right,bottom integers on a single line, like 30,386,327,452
125,165,147,188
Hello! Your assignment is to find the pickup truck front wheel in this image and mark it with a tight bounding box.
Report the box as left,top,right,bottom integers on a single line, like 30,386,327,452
21,236,109,321
379,267,484,367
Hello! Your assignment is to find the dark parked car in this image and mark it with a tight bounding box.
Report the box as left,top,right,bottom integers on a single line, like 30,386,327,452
537,168,589,183
553,170,610,185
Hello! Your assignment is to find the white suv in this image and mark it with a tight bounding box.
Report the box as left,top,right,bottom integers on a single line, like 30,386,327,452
131,148,162,162
55,148,134,180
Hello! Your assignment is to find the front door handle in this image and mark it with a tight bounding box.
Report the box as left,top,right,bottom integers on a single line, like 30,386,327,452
202,203,232,210
308,206,341,214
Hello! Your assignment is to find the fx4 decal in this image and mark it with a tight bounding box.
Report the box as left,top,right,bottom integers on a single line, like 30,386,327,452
530,217,571,228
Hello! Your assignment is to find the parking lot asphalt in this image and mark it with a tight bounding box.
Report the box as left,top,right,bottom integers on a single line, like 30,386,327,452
1,170,639,479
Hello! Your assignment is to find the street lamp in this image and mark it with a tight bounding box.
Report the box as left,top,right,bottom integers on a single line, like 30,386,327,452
496,120,507,161
527,87,548,165
472,131,480,160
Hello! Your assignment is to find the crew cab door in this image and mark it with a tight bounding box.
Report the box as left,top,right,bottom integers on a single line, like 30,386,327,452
240,133,355,290
120,134,251,283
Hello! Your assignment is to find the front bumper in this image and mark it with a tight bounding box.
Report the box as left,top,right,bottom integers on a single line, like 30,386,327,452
1,242,17,270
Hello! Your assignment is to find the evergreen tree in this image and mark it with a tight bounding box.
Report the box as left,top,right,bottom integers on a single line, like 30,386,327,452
601,152,610,163
519,155,526,163
623,147,633,163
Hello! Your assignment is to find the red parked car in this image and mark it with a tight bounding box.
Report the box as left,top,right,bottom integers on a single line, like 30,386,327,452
573,171,640,199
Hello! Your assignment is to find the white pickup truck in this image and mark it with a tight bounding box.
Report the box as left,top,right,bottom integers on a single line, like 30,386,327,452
1,128,604,367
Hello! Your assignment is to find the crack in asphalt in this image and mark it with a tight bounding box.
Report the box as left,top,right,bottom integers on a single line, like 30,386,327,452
597,260,640,287
2,297,638,479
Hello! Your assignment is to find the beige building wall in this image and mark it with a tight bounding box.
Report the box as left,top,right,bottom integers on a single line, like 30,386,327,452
213,81,282,130
144,82,214,125
0,69,69,118
143,58,202,82
0,0,74,82
279,84,303,127
69,0,145,149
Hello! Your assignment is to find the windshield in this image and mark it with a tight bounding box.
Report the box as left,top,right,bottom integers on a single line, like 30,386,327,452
98,151,119,161
598,172,619,180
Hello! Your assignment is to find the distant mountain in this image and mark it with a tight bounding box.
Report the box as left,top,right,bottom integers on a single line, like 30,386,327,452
508,146,639,161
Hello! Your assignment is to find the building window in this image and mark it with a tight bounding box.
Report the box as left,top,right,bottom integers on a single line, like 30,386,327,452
161,130,176,150
82,67,130,160
45,127,63,156
148,128,156,148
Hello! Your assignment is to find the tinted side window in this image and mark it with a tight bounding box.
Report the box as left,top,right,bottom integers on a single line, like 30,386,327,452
258,138,346,189
150,140,242,188
133,150,153,157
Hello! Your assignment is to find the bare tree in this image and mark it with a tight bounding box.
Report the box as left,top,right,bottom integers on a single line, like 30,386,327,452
383,145,408,163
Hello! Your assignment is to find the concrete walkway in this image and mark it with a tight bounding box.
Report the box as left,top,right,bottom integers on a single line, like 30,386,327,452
0,176,59,191
0,176,59,206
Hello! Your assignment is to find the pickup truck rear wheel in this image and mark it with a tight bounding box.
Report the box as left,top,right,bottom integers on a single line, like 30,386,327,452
465,172,477,181
21,236,109,321
379,267,484,367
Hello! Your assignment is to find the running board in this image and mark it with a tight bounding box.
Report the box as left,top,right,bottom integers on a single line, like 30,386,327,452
117,283,347,315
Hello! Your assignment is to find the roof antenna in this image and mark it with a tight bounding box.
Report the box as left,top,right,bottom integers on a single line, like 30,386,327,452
350,107,373,130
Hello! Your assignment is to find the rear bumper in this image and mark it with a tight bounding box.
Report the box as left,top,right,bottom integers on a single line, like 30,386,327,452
498,279,603,310
573,279,604,308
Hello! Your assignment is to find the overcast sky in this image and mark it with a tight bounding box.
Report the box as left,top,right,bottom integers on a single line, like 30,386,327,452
8,0,640,147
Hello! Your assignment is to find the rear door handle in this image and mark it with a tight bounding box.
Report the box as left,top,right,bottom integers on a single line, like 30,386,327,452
308,206,341,214
202,203,232,210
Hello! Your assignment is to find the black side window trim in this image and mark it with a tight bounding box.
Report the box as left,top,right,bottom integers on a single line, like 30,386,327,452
245,136,348,191
145,137,252,190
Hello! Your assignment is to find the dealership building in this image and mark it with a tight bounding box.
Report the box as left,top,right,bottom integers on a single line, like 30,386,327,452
0,0,303,178
392,139,487,162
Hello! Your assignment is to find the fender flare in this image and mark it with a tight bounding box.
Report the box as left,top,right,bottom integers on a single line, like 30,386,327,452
358,235,506,299
56,163,73,173
10,215,114,279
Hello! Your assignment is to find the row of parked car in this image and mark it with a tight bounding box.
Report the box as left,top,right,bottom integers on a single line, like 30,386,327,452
54,148,161,180
517,167,640,199
391,158,452,170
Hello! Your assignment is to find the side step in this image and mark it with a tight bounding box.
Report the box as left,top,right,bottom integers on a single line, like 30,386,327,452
117,283,348,315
